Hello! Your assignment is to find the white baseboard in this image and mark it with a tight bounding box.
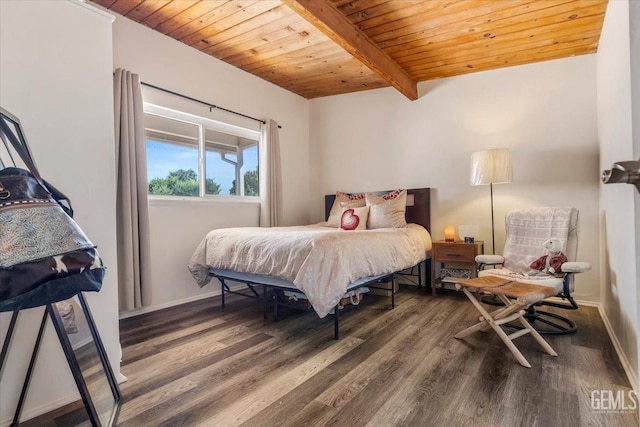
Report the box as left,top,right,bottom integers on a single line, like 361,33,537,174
119,290,221,320
573,298,599,307
598,305,639,391
118,281,250,320
528,293,596,307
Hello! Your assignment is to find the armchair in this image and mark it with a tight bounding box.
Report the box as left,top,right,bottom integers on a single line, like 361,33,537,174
475,207,591,335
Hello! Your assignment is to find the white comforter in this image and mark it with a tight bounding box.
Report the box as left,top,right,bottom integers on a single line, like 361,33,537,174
188,223,432,318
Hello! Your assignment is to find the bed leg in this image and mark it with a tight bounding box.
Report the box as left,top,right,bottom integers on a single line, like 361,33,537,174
220,277,226,308
334,304,340,340
263,285,268,319
274,291,279,322
391,278,395,309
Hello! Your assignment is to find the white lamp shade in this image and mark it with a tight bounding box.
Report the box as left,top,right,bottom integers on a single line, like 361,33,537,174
470,148,513,185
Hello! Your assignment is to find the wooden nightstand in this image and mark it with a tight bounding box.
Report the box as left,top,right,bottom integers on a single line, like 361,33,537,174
431,240,484,296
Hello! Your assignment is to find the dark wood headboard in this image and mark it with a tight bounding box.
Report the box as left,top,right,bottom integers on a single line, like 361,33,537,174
324,188,431,233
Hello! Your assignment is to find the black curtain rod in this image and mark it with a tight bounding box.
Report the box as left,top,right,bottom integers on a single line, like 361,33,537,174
140,81,281,129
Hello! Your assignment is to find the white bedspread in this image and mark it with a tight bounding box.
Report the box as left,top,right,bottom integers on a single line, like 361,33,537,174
188,223,431,318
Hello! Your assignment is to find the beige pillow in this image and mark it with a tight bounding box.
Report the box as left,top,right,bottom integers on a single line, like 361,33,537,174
339,206,369,231
327,191,365,227
366,189,407,229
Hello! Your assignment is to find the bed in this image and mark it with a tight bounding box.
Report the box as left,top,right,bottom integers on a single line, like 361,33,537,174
188,188,432,338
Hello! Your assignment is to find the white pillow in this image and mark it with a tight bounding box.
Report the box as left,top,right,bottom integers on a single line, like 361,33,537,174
366,189,407,229
340,206,369,231
327,191,365,227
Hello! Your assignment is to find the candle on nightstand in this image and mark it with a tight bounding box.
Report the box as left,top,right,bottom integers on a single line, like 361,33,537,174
444,225,456,242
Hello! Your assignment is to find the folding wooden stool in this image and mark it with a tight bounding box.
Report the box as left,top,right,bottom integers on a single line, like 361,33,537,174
454,276,558,368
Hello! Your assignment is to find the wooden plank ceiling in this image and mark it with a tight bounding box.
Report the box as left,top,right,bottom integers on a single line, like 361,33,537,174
91,0,608,100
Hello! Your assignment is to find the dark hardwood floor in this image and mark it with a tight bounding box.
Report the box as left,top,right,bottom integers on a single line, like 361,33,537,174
22,287,638,426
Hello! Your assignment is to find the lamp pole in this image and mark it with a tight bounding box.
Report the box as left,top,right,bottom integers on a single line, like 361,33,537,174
490,182,495,255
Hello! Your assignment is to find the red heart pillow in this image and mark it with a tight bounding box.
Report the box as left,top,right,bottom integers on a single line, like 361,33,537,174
340,206,369,231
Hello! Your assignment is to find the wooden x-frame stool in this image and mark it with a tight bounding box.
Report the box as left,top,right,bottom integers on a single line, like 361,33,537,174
454,276,559,368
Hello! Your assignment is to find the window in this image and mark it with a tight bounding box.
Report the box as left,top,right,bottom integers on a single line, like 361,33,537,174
144,104,261,198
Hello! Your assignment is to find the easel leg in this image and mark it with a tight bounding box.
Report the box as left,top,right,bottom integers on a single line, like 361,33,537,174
0,310,19,377
11,309,48,427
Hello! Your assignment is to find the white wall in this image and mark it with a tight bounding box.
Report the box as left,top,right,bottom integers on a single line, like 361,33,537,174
111,15,311,311
597,0,639,389
630,0,640,392
0,0,120,423
309,55,601,303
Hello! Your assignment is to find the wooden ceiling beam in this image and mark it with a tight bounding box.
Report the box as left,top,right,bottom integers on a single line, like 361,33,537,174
282,0,417,100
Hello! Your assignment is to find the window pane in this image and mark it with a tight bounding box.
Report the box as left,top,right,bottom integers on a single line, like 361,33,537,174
242,144,259,196
204,128,259,196
145,114,199,196
205,150,234,195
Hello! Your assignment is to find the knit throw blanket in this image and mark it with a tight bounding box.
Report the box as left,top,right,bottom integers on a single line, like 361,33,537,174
501,207,574,273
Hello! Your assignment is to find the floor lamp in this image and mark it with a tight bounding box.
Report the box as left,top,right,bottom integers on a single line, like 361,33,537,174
470,148,513,254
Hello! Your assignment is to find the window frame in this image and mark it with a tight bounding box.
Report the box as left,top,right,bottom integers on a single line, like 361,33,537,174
143,103,261,204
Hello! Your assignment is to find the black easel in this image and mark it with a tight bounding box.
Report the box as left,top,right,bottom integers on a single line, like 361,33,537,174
0,293,121,426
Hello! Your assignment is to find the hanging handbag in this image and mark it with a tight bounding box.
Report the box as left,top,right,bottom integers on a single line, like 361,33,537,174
0,107,105,312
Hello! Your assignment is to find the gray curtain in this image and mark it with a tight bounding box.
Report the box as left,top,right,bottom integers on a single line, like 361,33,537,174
259,119,283,227
114,68,151,310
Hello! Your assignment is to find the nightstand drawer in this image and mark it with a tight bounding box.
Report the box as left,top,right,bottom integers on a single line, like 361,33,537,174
433,244,476,261
431,240,484,296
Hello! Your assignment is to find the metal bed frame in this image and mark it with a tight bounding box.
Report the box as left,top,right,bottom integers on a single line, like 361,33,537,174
207,188,432,339
211,269,398,339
